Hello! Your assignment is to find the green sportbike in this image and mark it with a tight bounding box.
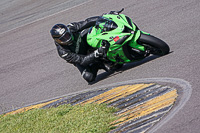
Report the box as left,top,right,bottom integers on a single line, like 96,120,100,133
87,9,170,69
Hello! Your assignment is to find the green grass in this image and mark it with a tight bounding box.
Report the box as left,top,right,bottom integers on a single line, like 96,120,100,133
0,104,119,133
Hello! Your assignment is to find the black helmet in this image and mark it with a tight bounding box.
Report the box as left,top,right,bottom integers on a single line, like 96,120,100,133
50,24,73,45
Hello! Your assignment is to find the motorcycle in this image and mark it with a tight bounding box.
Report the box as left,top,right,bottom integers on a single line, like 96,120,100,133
87,8,170,69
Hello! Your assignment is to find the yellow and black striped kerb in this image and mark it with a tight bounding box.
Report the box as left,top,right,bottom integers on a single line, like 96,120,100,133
80,83,178,132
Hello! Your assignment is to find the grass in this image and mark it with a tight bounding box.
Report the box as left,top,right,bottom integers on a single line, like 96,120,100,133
0,104,119,133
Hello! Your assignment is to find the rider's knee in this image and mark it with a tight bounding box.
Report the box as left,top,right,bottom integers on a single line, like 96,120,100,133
82,71,96,82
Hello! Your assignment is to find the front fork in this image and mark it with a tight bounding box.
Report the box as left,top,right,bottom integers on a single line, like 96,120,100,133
129,30,150,57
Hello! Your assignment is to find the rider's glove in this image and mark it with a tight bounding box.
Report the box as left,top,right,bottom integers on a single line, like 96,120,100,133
94,46,107,58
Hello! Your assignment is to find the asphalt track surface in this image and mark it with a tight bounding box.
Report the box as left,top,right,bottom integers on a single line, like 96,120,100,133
0,0,200,132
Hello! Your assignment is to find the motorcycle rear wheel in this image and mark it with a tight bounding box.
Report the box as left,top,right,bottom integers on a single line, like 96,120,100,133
138,34,170,55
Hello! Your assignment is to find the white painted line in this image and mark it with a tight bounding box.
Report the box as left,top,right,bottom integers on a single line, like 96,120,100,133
0,0,94,36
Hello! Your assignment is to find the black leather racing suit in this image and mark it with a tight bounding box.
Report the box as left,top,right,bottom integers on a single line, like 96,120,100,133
55,16,103,82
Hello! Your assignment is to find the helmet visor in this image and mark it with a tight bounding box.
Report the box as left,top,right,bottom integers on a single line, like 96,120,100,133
55,32,72,45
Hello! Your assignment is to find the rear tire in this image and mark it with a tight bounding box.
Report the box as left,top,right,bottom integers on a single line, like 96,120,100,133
138,34,170,55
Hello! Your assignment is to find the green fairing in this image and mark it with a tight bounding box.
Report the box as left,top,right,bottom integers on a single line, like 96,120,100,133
87,14,149,63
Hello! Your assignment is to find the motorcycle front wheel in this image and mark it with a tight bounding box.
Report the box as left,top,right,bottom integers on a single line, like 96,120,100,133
138,34,170,55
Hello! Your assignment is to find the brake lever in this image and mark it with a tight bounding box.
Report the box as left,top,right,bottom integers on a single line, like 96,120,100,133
109,8,124,15
117,8,124,14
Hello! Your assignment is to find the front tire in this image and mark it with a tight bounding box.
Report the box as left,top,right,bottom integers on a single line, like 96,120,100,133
138,34,170,55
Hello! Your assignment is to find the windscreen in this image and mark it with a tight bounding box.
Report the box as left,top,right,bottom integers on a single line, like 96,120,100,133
95,17,118,33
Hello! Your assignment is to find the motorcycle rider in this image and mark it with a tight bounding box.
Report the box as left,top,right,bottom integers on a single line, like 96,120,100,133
50,16,109,83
